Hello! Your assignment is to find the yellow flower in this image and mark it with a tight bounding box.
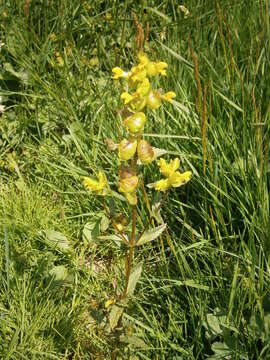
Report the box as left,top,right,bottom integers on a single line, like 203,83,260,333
124,112,146,134
137,52,149,66
130,65,147,83
163,91,176,103
105,12,112,21
135,78,151,97
158,158,180,177
153,158,192,192
146,61,157,76
112,67,129,80
89,57,99,66
105,298,115,309
50,33,57,42
55,51,64,67
146,61,168,77
137,52,167,77
153,179,169,192
118,139,137,161
121,92,133,104
168,171,192,187
83,171,108,195
156,61,168,76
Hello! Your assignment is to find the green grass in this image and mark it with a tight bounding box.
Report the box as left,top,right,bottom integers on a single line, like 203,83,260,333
1,0,270,358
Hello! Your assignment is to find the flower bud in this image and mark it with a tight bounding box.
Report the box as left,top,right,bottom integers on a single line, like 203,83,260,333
118,139,137,161
124,112,146,134
147,91,161,109
137,140,154,164
114,214,128,232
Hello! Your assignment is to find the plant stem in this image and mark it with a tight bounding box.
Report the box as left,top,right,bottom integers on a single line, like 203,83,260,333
121,204,136,299
102,197,129,246
121,155,137,299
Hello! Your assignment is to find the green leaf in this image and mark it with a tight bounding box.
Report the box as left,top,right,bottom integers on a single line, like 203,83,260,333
210,341,231,357
3,62,28,84
127,262,143,297
151,193,164,225
108,304,124,330
98,234,127,246
205,313,222,336
145,6,171,23
136,224,166,246
82,219,101,244
49,265,68,281
100,215,110,232
120,335,147,348
40,230,70,253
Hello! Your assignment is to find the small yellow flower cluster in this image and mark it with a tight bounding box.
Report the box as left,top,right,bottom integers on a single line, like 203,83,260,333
110,52,177,204
112,52,176,112
83,51,191,204
153,158,192,192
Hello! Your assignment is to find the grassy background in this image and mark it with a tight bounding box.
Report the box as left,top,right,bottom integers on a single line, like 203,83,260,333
1,0,270,358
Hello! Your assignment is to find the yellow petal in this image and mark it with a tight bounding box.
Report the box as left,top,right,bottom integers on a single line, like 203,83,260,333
153,178,169,192
146,61,158,76
98,171,108,188
168,171,192,187
137,51,149,66
158,158,180,177
112,67,123,79
83,171,107,194
163,91,176,102
105,298,114,309
156,61,168,76
112,67,129,80
121,92,133,104
83,177,99,190
130,65,147,82
135,78,150,97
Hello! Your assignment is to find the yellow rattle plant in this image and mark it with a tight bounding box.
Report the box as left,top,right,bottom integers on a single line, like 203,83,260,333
83,49,191,356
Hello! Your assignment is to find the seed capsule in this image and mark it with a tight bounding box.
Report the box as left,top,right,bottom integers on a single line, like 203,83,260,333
137,140,154,164
118,139,137,161
124,112,146,134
